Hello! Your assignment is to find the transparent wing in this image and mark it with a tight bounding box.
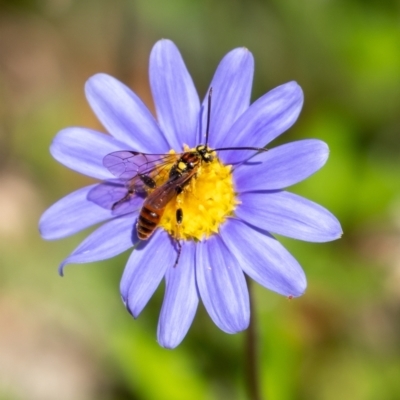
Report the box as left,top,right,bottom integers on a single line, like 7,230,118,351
87,180,145,216
103,151,179,181
90,152,179,215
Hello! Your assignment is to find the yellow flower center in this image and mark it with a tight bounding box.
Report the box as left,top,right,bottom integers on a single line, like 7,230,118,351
156,147,238,241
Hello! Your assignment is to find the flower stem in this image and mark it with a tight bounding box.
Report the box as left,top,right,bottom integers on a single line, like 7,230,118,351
245,278,263,400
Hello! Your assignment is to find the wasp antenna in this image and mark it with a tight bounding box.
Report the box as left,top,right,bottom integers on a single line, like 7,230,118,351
205,87,213,146
214,146,268,152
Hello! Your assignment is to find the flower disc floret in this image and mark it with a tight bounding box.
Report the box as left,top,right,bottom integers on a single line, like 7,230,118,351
160,150,237,241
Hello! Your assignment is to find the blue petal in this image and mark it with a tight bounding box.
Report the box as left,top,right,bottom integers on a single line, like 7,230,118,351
39,185,112,240
236,191,343,242
59,214,138,275
234,139,329,191
50,127,127,180
85,73,169,152
201,48,254,147
157,242,199,348
120,230,176,318
196,235,250,333
220,81,304,165
220,218,307,297
149,39,200,149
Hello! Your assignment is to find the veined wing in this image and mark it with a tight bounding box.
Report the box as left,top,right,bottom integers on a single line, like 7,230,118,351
90,152,179,215
87,180,145,216
103,151,179,181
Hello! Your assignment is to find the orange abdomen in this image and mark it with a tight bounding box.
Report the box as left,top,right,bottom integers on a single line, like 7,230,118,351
137,204,164,240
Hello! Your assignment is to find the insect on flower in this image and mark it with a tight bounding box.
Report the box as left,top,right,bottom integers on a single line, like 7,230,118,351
39,39,342,348
88,88,267,266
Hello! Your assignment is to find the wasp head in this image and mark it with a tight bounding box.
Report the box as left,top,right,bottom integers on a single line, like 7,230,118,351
196,145,214,163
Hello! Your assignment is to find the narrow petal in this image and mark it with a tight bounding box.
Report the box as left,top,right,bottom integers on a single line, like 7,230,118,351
201,48,254,147
50,127,127,180
39,185,112,240
149,39,200,149
59,214,138,275
121,230,176,318
157,242,199,348
235,139,329,191
85,73,169,152
236,191,343,242
219,82,304,165
196,236,250,333
220,218,307,297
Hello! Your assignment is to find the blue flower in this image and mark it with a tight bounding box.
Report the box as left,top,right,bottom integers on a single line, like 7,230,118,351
39,39,342,348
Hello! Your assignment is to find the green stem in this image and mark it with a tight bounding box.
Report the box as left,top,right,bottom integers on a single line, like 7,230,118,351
245,278,263,400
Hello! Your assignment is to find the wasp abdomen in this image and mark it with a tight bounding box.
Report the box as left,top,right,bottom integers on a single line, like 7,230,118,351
137,206,162,240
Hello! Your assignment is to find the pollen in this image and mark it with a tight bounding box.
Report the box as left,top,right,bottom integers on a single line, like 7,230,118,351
159,152,238,241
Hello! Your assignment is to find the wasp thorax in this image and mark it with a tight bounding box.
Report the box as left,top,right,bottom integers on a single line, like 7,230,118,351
160,151,237,241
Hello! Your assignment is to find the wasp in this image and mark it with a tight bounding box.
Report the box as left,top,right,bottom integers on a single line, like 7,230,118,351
88,88,266,264
88,143,215,235
136,144,214,240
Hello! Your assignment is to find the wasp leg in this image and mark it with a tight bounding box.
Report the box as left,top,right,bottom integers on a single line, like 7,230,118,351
173,207,183,268
176,208,183,224
111,189,134,210
139,174,156,189
173,239,182,268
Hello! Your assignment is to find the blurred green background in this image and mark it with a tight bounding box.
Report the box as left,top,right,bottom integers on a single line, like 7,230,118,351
1,0,400,399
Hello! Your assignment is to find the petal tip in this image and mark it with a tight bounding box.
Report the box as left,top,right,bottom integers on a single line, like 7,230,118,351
157,333,182,349
157,341,176,350
336,228,344,240
284,80,304,103
58,261,66,276
151,38,178,55
38,213,55,241
84,73,113,98
288,272,307,297
126,302,139,319
120,294,139,317
226,46,254,67
313,140,330,169
325,217,343,242
287,80,302,90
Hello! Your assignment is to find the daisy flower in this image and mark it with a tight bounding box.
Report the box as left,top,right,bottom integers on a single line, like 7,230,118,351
39,39,342,348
